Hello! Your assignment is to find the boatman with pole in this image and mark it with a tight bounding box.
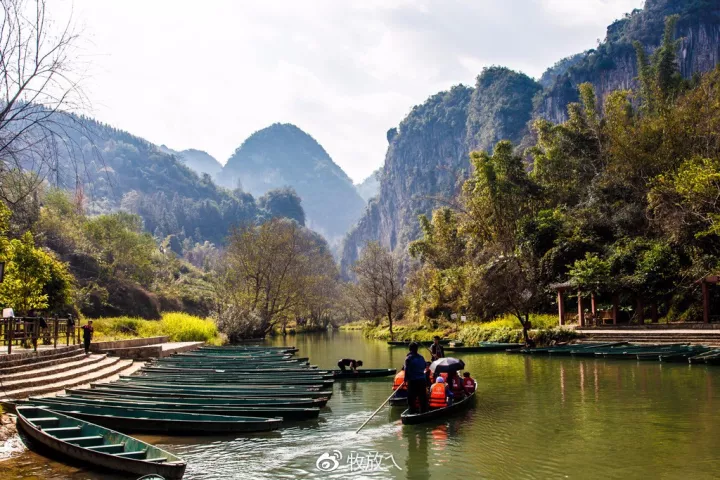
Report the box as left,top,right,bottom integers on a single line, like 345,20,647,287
430,336,444,361
404,342,428,413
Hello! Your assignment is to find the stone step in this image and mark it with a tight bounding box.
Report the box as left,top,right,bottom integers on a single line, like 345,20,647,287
0,355,119,390
0,345,84,369
1,354,109,382
0,358,134,399
1,352,90,376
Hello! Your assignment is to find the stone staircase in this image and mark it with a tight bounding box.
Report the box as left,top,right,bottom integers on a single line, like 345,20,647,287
578,329,720,347
0,345,135,399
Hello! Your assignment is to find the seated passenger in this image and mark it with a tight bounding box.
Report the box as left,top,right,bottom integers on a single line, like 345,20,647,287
393,367,407,398
428,376,453,409
463,371,476,394
337,358,363,372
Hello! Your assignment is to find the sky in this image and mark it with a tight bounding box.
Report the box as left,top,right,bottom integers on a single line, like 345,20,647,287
55,0,645,183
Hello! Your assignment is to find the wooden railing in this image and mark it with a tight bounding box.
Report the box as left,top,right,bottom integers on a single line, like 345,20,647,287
1,316,80,354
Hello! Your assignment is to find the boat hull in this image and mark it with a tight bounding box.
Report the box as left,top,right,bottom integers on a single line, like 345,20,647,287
400,382,477,425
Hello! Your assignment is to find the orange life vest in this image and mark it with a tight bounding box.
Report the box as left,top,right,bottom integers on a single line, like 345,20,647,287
463,377,476,394
393,370,406,391
439,372,448,381
449,375,464,397
429,382,448,408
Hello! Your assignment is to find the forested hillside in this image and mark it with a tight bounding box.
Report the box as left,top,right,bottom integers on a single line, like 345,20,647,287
221,123,366,244
341,0,720,277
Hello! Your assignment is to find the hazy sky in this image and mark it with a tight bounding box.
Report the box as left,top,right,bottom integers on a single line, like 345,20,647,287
56,0,645,183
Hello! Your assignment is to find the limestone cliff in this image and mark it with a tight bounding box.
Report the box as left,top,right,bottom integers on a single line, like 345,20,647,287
537,0,720,123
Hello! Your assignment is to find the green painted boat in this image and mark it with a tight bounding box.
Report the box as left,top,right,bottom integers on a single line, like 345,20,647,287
387,339,451,346
331,368,396,379
400,381,477,425
121,376,334,388
16,406,186,479
22,397,321,421
143,366,320,374
389,390,407,407
445,343,522,353
118,380,332,391
688,349,720,364
66,389,329,408
88,385,333,400
23,402,282,434
129,374,334,383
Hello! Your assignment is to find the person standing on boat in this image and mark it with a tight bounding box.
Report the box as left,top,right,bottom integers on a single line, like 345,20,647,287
404,342,428,413
81,320,93,355
337,358,363,372
430,336,444,361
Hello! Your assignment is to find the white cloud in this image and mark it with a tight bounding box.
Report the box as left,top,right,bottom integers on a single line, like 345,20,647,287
55,0,645,182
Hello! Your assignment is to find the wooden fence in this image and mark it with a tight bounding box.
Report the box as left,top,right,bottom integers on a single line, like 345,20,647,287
1,316,80,354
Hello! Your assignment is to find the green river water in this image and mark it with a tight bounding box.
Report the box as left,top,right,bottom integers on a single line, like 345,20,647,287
4,330,720,479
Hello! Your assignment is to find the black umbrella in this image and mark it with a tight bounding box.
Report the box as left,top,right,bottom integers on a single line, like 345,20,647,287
430,357,465,374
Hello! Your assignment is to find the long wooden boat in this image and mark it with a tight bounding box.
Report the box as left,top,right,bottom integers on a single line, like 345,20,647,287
400,381,477,425
23,402,282,434
331,368,396,379
67,389,329,408
389,390,408,407
445,343,522,353
387,339,451,346
90,385,332,399
200,346,298,353
22,397,321,421
121,377,334,387
86,385,332,400
688,349,720,364
118,381,331,392
142,366,320,374
16,406,186,479
128,374,335,383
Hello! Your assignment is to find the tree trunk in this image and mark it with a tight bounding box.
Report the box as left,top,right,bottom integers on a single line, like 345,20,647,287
387,310,394,341
522,313,532,347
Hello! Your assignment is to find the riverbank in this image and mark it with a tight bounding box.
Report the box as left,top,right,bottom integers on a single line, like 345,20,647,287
358,314,580,346
90,312,224,345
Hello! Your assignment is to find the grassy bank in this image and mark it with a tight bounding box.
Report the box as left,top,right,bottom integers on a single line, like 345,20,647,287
90,312,223,345
363,314,579,346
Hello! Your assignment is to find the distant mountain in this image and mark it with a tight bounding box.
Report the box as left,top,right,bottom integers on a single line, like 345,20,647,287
221,123,366,244
355,169,381,202
159,146,223,177
45,114,303,247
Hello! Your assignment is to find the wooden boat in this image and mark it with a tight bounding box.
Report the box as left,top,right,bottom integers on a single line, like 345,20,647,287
331,368,396,379
128,374,334,383
688,349,720,364
23,397,321,421
445,343,522,352
120,376,334,387
389,390,408,407
23,402,282,434
142,366,320,374
16,406,186,479
400,381,477,425
67,389,329,408
387,339,451,346
89,385,332,399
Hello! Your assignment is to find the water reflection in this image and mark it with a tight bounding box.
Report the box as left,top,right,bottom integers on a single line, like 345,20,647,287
404,430,429,480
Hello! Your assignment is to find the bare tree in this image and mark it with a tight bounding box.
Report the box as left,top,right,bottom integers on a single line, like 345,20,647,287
0,0,87,210
352,241,404,340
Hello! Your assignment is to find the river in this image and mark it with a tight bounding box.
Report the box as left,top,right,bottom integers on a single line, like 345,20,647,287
4,331,720,479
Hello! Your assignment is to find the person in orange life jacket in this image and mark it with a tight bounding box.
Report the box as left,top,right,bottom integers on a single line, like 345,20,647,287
404,342,428,413
463,371,476,394
337,358,363,372
424,361,434,387
429,376,453,409
447,371,465,399
392,366,408,398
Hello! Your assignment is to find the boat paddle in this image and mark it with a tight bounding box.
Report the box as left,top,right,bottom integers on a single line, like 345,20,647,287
356,387,400,434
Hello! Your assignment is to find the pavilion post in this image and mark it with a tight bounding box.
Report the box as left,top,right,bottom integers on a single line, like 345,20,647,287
612,295,619,325
702,280,710,323
651,303,658,323
578,291,585,327
557,289,566,326
591,293,597,319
